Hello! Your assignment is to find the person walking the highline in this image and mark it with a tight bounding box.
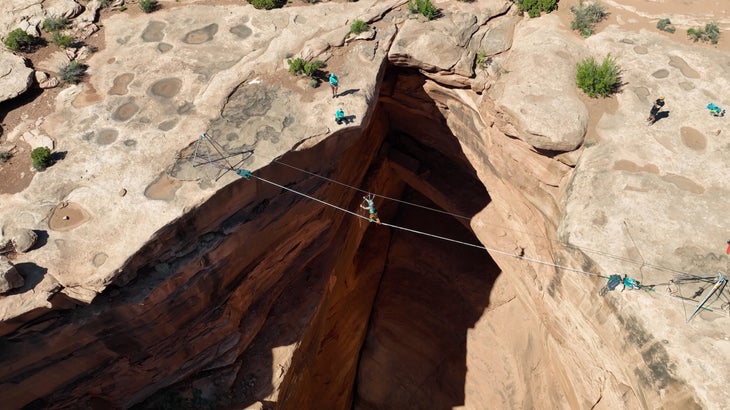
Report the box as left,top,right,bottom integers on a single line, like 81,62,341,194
360,194,381,224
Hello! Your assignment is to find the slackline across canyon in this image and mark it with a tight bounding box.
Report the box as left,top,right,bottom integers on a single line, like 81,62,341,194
189,133,730,321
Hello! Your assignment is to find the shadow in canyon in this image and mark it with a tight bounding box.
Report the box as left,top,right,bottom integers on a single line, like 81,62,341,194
354,187,498,409
1,65,500,410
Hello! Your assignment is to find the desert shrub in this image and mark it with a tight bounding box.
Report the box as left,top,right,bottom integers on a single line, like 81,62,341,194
309,77,318,88
475,50,489,69
287,57,324,78
516,0,558,18
31,147,51,171
99,0,112,8
0,151,12,163
248,0,286,10
576,54,621,97
687,22,720,44
287,57,306,74
43,16,69,32
350,19,369,35
686,27,702,42
705,22,720,44
303,59,324,77
51,32,74,48
656,18,675,33
570,1,607,37
59,60,87,84
407,0,439,20
3,29,37,52
139,0,158,13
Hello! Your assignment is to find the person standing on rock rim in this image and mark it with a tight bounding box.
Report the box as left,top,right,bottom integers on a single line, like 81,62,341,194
360,194,381,224
647,96,665,125
329,72,339,98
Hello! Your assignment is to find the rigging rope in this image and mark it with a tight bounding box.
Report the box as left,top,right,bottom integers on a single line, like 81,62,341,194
269,158,703,279
249,173,606,279
190,134,721,289
272,159,472,220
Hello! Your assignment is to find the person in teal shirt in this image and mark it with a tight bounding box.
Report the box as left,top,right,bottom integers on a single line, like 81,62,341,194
335,108,346,124
329,72,339,98
360,195,381,224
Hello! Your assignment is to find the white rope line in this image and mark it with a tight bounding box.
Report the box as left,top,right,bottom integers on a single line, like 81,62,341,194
270,159,704,279
190,134,719,286
252,174,604,279
272,159,472,220
251,175,368,221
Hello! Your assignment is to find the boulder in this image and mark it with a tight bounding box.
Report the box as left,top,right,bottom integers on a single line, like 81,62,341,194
20,130,54,150
0,0,83,38
41,0,84,20
0,261,24,293
490,15,588,151
0,52,34,103
34,71,60,89
389,18,464,73
8,229,38,253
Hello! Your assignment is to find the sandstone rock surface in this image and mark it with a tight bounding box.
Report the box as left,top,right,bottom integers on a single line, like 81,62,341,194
0,261,23,293
490,14,589,151
0,52,33,103
0,0,729,409
2,227,38,253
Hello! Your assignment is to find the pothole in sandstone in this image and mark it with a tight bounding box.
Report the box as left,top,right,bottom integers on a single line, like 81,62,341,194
141,21,166,42
144,173,183,201
680,126,706,151
112,101,140,122
109,73,135,95
148,78,182,99
48,201,91,231
96,128,118,145
183,24,218,44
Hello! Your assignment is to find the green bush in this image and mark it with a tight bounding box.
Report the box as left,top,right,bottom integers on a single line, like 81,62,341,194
139,0,158,13
303,59,324,77
517,0,558,18
59,60,87,84
656,18,675,33
287,57,306,75
407,0,439,20
43,16,69,32
51,32,74,48
287,57,324,77
687,22,720,44
350,19,369,35
3,29,37,52
576,54,621,98
31,147,51,171
475,50,489,69
705,22,720,44
248,0,286,9
570,1,607,37
0,151,12,163
99,0,111,8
